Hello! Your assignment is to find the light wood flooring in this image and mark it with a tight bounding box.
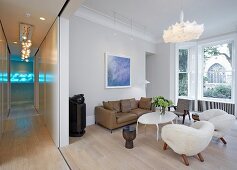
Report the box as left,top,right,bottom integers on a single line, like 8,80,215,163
8,102,38,119
61,119,237,170
0,106,69,170
1,104,237,170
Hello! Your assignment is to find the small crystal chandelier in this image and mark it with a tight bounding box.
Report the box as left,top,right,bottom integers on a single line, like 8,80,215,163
20,24,33,62
163,10,204,43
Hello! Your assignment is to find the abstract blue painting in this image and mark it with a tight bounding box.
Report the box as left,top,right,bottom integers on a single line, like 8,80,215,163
105,54,131,88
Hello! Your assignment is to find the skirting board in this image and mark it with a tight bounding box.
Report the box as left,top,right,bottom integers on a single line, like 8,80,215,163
86,115,95,126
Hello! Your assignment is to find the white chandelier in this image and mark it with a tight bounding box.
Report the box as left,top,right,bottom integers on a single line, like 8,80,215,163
20,24,33,62
163,11,204,43
21,39,32,62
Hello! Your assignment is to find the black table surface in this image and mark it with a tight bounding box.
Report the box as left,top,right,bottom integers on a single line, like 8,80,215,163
123,126,136,132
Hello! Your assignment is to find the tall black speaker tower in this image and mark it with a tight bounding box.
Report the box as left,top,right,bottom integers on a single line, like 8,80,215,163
69,94,86,137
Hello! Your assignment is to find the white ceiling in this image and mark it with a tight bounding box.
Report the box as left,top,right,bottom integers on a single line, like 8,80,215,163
0,0,66,57
81,0,237,42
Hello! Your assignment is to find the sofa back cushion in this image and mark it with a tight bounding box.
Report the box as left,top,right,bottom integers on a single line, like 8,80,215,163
108,100,121,112
139,97,152,110
130,98,138,109
121,99,132,112
103,101,113,110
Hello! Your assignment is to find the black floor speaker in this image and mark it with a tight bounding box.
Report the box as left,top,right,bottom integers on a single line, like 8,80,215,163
69,100,86,137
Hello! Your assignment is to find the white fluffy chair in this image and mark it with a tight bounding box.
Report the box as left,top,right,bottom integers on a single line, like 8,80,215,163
198,109,236,144
161,121,214,166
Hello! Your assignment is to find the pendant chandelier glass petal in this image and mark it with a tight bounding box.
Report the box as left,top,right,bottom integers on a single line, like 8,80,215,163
163,10,204,43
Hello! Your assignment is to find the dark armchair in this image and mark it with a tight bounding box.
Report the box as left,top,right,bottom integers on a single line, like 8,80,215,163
168,99,192,124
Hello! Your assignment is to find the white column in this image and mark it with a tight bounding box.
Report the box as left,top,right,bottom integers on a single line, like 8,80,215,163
59,17,69,147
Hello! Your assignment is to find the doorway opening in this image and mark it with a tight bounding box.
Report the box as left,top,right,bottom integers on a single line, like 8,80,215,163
9,56,38,119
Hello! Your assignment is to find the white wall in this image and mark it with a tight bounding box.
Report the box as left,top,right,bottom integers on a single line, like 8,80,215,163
37,18,60,147
146,43,172,100
69,16,156,125
234,34,237,116
0,21,10,138
35,17,70,147
59,17,69,147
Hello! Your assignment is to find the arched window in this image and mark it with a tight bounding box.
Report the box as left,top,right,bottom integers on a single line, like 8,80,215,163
207,63,226,83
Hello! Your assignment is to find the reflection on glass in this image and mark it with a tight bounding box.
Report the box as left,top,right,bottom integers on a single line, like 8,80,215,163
203,42,232,99
39,73,45,83
179,73,188,96
10,73,34,83
179,49,188,72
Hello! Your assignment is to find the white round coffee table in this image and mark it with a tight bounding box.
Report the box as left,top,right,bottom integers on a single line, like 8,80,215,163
136,111,177,141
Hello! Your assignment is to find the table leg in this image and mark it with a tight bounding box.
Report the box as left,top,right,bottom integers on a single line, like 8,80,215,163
144,124,147,135
136,121,139,135
156,124,159,141
171,120,174,124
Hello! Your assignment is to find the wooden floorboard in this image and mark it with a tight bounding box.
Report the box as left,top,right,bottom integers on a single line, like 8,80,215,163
61,120,237,170
1,104,237,170
0,105,69,170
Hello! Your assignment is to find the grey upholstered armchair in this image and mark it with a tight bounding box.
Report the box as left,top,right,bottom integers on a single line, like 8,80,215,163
168,99,192,124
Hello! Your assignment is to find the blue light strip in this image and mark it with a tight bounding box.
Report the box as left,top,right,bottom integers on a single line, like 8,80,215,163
10,73,34,83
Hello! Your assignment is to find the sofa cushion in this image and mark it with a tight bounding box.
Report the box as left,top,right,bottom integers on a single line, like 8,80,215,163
121,99,131,113
103,101,113,110
139,97,152,110
130,108,151,117
116,112,137,124
130,98,138,109
108,100,121,112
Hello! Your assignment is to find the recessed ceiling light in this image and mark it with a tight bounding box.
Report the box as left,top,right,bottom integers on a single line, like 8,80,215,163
40,17,46,21
13,41,18,44
25,13,31,17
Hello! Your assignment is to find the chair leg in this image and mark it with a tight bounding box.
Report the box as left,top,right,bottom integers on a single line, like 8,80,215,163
182,115,186,124
181,154,189,166
220,137,227,144
188,111,191,120
197,153,204,162
163,142,168,150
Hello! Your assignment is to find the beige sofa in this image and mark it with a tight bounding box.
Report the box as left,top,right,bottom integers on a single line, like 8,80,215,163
95,97,155,132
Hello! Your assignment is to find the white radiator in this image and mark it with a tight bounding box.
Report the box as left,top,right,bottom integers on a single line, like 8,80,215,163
198,100,235,115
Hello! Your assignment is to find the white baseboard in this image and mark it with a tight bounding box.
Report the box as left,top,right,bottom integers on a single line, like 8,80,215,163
86,115,95,126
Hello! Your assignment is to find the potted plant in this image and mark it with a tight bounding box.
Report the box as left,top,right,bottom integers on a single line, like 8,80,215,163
153,96,173,115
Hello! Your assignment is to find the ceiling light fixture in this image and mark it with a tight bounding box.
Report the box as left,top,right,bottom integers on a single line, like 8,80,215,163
25,13,31,18
13,41,18,44
40,17,46,21
19,23,33,62
163,10,204,43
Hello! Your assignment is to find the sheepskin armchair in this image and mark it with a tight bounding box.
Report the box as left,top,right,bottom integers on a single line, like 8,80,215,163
161,121,214,166
198,109,236,144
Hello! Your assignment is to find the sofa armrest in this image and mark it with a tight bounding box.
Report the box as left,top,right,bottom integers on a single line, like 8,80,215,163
95,106,117,130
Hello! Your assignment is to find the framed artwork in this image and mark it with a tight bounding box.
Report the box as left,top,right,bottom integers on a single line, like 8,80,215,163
105,53,131,88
